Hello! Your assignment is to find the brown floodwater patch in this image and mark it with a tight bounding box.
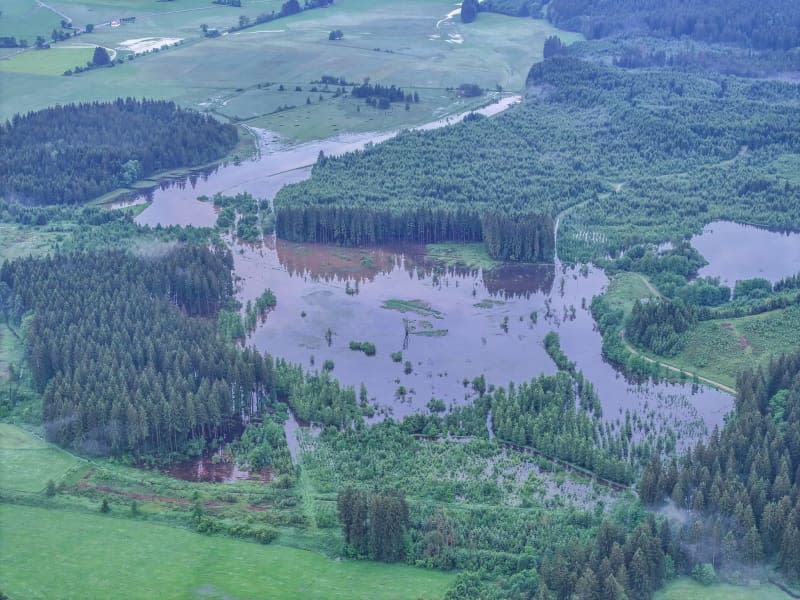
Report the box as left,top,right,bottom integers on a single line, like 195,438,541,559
162,456,271,484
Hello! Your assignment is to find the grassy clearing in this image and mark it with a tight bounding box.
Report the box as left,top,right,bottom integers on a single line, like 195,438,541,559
0,322,25,383
426,241,500,271
0,424,82,492
382,298,443,319
0,0,63,41
604,272,658,315
0,223,62,261
246,87,489,143
655,578,791,600
0,504,454,600
0,46,95,75
668,304,800,389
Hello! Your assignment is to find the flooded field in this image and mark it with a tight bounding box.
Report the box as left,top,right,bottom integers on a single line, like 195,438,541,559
691,221,800,284
135,96,521,229
134,104,732,443
234,239,731,440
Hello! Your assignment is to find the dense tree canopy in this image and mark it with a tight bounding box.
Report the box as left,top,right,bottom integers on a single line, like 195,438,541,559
276,57,800,263
0,98,238,204
640,351,800,581
547,0,800,50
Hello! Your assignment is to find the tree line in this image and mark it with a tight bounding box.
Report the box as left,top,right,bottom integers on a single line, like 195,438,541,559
546,0,800,51
276,57,800,264
337,487,409,562
0,98,238,204
0,246,369,457
639,350,800,582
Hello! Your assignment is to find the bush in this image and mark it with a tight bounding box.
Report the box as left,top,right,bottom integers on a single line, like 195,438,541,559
349,341,376,356
691,562,716,586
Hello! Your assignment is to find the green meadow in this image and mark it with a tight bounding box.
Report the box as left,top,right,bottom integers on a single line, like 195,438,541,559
0,0,580,142
655,578,791,600
0,423,82,493
0,504,454,600
0,424,454,599
602,272,800,390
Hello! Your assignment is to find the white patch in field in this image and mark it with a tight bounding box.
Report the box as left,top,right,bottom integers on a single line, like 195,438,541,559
446,33,464,44
118,37,183,54
435,3,462,29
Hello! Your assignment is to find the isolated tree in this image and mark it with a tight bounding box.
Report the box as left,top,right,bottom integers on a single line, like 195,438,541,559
460,0,478,23
100,498,110,513
543,35,566,58
281,0,301,16
92,46,110,66
85,23,94,33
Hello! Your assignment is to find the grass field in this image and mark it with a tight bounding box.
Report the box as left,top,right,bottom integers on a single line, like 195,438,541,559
0,423,82,492
0,46,95,75
0,0,63,41
0,0,580,143
0,224,63,260
603,272,658,314
426,241,500,270
655,578,792,600
667,304,800,389
0,504,454,599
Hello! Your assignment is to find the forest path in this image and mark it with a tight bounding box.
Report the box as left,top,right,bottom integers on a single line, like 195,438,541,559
553,199,591,262
636,273,662,298
619,329,737,395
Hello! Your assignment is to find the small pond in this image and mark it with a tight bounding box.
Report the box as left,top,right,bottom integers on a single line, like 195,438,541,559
691,221,800,285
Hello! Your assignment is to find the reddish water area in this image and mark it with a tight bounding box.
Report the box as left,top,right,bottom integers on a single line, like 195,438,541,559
163,457,270,483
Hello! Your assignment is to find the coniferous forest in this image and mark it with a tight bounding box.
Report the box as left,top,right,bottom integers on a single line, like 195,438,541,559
275,57,800,263
639,352,800,580
0,99,238,204
547,0,800,50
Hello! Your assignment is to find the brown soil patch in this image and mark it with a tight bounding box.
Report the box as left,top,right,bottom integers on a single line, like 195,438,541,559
721,323,734,331
738,336,750,349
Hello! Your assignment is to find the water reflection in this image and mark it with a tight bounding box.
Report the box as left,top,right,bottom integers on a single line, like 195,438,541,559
692,221,800,284
235,239,731,443
131,107,733,443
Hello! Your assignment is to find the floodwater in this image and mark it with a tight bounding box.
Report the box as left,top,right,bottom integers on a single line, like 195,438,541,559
134,95,521,228
234,239,731,441
163,455,270,483
691,221,800,284
134,100,732,443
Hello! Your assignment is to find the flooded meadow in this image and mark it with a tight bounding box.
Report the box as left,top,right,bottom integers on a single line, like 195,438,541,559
134,108,738,447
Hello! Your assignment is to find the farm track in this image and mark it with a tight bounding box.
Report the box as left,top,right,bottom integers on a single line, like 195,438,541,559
619,329,737,395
